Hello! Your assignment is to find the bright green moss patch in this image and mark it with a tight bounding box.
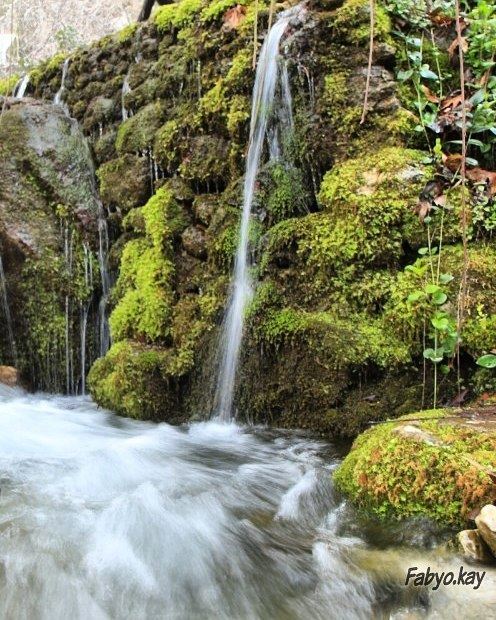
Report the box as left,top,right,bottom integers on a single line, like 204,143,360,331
0,74,19,95
88,340,177,420
154,0,203,32
334,410,496,526
333,0,391,45
110,187,183,342
116,22,138,43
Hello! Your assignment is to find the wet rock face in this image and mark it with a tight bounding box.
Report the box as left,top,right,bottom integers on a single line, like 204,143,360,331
0,98,100,258
0,98,102,390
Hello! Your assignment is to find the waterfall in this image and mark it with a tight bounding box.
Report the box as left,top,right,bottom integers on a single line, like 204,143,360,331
54,58,70,105
97,208,111,357
213,5,304,421
121,71,132,121
14,74,30,99
0,254,17,366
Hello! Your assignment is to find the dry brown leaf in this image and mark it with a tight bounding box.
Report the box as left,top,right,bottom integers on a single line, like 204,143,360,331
428,9,453,27
443,152,463,172
421,85,440,103
447,35,468,57
440,93,464,111
415,199,432,221
466,168,496,197
223,4,246,29
434,194,447,207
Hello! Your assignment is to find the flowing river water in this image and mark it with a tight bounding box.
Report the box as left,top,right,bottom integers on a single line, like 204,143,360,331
0,385,495,619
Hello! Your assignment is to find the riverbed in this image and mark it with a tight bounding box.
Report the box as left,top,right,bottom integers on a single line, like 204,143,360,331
0,385,494,619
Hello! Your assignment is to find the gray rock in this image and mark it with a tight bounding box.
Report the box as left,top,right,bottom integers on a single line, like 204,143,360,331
181,226,207,260
454,529,494,564
475,505,496,557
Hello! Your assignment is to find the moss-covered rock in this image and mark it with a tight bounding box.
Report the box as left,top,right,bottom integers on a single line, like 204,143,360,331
97,155,150,212
334,408,496,526
0,99,102,390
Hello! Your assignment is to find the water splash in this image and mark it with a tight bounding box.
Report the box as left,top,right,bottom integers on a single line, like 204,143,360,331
97,208,111,357
54,58,70,105
214,5,304,421
0,254,17,365
14,74,30,99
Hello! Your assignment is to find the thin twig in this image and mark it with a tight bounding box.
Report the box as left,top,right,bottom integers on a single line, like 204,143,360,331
455,0,469,392
360,0,375,124
252,0,259,70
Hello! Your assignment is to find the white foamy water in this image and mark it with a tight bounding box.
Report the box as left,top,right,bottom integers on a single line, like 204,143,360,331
0,387,494,619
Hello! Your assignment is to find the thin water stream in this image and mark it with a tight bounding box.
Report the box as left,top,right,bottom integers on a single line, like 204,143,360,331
214,5,304,420
0,387,494,619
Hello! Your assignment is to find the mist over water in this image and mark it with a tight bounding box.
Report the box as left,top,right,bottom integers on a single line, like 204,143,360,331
0,386,494,619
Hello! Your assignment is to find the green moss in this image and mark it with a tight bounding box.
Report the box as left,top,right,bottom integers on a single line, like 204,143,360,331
155,0,203,32
154,119,181,172
322,72,349,111
200,0,247,22
384,244,496,357
116,22,138,43
252,306,410,367
334,410,496,526
115,102,164,155
0,74,19,95
227,94,250,135
333,0,391,45
318,146,430,256
224,48,253,92
88,340,177,420
263,162,310,225
110,187,183,343
97,155,149,211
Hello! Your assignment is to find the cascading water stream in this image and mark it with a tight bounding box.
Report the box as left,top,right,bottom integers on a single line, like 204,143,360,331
54,58,70,105
97,208,111,357
214,5,304,421
14,74,30,99
121,71,132,121
0,254,17,366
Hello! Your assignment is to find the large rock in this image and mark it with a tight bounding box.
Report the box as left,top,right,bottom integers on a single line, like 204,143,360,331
476,505,496,557
0,98,100,257
0,98,102,390
454,529,494,564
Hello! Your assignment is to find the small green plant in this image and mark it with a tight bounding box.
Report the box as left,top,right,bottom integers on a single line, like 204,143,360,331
406,207,458,407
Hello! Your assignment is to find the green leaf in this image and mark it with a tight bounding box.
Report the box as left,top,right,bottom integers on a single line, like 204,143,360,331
420,65,438,80
425,283,441,294
397,69,413,81
476,354,496,369
407,291,424,303
418,247,429,255
423,347,444,363
431,316,449,330
432,291,448,305
439,273,454,284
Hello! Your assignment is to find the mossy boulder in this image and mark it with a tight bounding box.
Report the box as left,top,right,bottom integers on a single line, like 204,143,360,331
97,155,150,212
334,408,496,526
0,98,102,390
115,102,164,154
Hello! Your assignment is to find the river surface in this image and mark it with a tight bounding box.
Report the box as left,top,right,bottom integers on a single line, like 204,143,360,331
0,385,494,619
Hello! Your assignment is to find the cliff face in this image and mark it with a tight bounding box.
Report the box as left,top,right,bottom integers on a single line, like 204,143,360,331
0,98,103,392
3,0,495,435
